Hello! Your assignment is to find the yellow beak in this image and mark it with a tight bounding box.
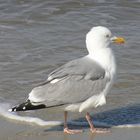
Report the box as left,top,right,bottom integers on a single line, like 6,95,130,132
111,37,125,44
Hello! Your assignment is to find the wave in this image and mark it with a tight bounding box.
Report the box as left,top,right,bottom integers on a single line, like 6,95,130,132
0,102,140,128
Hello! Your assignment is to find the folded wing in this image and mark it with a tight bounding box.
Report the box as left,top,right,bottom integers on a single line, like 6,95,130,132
28,56,109,107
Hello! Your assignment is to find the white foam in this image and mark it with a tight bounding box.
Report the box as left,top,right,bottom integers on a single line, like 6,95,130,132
113,124,140,128
0,103,63,126
0,103,110,127
0,102,140,128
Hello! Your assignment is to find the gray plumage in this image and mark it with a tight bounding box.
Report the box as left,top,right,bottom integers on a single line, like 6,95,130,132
28,56,109,107
10,26,119,114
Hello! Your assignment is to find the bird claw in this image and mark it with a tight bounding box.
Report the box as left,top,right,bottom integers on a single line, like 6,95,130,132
64,128,83,134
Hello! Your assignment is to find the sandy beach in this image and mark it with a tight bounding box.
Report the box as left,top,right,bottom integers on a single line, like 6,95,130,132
0,0,140,140
0,116,140,140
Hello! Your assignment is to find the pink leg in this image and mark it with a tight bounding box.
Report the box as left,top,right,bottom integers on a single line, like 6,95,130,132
86,112,110,133
63,111,83,134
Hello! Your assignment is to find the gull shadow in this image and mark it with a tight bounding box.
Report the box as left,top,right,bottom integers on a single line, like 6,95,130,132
91,104,140,126
45,104,140,132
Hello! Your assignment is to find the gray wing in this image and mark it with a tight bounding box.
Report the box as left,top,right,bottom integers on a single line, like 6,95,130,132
48,56,105,81
29,56,109,106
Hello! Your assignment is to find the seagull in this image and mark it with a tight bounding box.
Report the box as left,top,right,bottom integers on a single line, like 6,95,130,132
9,26,125,134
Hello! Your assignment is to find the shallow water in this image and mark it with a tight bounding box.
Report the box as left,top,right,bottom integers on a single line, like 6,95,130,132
0,0,140,139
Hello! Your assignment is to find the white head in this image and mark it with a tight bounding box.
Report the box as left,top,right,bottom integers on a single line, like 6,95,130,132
86,26,125,55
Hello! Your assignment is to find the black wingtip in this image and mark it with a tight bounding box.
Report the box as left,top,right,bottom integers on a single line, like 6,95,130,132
9,100,46,112
8,107,17,112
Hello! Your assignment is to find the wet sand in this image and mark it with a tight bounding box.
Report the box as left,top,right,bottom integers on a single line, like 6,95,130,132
0,0,140,140
0,117,140,140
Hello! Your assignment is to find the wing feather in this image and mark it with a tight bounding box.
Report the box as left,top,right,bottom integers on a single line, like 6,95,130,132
29,56,109,107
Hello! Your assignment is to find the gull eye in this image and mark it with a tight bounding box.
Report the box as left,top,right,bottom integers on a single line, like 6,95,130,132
106,34,110,38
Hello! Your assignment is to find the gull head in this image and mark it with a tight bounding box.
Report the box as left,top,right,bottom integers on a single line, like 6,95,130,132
86,26,125,54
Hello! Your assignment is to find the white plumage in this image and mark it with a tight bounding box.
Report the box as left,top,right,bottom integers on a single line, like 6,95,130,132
10,26,125,134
